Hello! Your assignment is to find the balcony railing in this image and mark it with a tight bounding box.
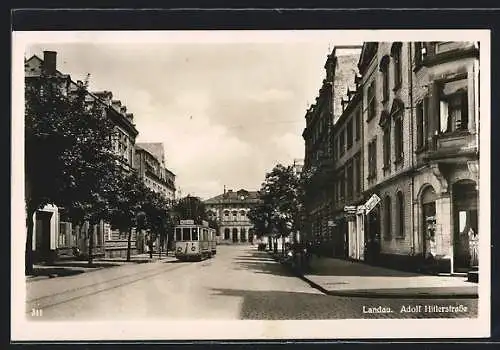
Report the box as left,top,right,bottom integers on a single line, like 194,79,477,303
422,130,477,162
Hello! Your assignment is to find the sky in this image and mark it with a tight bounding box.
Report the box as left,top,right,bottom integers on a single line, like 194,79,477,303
26,40,348,200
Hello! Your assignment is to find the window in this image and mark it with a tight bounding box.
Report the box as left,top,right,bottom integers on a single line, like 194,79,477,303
368,138,377,180
414,42,426,67
394,116,404,163
396,191,405,238
367,80,376,121
240,210,246,217
346,161,353,199
347,119,353,150
383,123,391,171
191,227,199,240
391,42,402,90
339,168,345,200
224,210,229,218
182,227,191,241
175,228,182,241
355,109,361,141
355,154,361,195
340,129,345,156
232,210,237,219
439,79,469,133
384,196,392,240
416,101,424,149
380,55,390,102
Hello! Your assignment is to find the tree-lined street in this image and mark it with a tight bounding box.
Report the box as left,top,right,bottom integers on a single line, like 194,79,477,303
27,245,477,321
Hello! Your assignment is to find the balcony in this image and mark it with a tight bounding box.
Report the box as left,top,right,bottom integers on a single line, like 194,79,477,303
421,131,477,163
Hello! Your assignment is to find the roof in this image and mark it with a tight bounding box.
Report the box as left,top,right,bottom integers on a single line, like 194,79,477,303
204,189,261,205
136,142,165,164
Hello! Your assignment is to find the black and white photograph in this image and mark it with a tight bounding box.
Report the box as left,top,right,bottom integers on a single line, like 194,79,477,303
11,29,490,340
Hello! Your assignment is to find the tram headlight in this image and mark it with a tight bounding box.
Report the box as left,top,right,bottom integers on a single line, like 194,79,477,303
177,247,182,252
191,246,196,251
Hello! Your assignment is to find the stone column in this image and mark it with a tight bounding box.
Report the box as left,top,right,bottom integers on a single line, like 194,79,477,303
237,227,241,243
435,194,453,265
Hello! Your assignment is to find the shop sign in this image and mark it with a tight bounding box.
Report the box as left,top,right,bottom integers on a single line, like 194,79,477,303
327,220,336,227
343,205,357,213
364,194,381,214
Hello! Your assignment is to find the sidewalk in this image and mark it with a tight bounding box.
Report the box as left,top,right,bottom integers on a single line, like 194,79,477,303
26,251,176,283
271,251,478,299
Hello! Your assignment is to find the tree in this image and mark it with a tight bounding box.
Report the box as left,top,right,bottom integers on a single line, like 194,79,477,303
248,164,304,255
108,172,148,262
142,189,170,259
25,74,120,274
172,195,207,223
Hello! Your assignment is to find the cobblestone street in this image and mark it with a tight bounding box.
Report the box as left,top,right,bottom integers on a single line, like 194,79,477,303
26,245,477,321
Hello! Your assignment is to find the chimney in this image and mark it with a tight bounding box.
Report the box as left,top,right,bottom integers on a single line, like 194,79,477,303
43,51,57,76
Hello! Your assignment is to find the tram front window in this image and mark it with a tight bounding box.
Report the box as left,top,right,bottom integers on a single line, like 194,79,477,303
182,228,191,241
191,228,199,240
175,228,182,241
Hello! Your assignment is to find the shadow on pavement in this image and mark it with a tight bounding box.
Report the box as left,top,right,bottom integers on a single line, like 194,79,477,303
96,258,151,264
209,287,478,320
40,261,121,269
303,257,421,277
232,249,295,277
30,267,85,278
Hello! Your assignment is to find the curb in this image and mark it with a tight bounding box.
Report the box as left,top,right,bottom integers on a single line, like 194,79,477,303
268,252,479,300
298,274,479,299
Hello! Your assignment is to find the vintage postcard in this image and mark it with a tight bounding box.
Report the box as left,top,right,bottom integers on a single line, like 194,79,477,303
11,29,491,341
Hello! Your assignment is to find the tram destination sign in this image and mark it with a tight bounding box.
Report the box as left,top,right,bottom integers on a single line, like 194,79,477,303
180,219,195,225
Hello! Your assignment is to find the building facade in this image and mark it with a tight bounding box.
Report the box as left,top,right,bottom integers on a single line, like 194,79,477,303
410,41,479,273
204,189,260,244
135,142,176,201
134,142,176,252
331,83,364,260
25,50,141,261
302,46,362,256
302,41,480,275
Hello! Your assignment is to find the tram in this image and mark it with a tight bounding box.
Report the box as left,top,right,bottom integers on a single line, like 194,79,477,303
174,219,217,261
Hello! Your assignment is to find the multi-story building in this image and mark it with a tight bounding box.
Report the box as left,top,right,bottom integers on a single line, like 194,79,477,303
25,50,141,261
302,46,361,255
134,142,176,253
410,41,479,273
331,82,364,260
135,142,176,201
204,189,260,244
356,41,479,273
358,42,415,266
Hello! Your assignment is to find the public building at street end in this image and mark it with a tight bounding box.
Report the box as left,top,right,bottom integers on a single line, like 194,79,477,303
302,42,479,276
204,188,260,244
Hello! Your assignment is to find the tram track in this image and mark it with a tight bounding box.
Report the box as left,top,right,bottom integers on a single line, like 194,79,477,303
26,260,194,313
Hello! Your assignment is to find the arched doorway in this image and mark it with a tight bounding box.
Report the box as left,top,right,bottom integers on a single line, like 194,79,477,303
224,228,230,240
232,228,238,243
240,228,247,243
452,180,478,271
365,206,380,263
421,185,437,259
